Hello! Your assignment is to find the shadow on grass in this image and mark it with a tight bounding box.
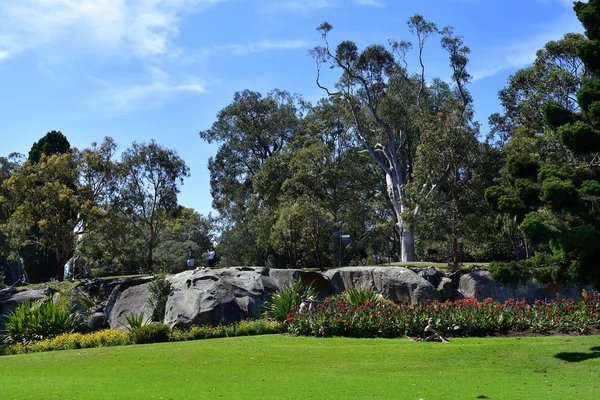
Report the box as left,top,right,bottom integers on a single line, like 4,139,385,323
555,347,600,362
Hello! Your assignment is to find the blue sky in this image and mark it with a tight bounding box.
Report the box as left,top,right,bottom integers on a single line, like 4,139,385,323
0,0,585,217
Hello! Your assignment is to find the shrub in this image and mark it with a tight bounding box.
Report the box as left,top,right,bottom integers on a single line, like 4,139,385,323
170,320,284,342
0,329,131,355
262,280,315,322
130,323,171,344
122,312,149,332
489,261,531,287
287,292,600,338
147,271,172,322
341,287,386,308
2,300,82,345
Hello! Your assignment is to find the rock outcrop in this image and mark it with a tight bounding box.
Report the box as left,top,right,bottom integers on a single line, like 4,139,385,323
163,267,334,329
324,267,439,303
457,271,589,303
0,266,592,334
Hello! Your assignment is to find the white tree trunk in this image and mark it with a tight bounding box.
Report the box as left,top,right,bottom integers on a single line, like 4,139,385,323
400,225,415,263
386,172,415,262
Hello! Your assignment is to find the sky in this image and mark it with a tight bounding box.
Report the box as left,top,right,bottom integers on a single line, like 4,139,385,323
0,0,586,217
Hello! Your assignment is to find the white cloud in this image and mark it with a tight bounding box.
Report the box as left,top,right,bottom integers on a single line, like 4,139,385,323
261,0,382,13
355,0,385,6
94,67,207,114
215,39,311,55
0,0,226,61
470,14,583,81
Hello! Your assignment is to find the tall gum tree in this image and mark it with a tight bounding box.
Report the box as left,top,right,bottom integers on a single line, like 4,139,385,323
1,138,118,281
199,89,303,266
116,140,190,273
311,16,466,262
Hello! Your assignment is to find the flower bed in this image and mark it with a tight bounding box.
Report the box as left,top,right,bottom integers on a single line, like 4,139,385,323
287,291,600,338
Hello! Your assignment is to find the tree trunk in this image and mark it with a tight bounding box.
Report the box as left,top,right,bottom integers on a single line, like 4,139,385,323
400,226,415,263
388,174,415,262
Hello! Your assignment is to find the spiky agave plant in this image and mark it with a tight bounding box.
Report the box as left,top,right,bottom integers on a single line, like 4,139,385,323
262,280,316,322
1,300,82,345
341,287,386,308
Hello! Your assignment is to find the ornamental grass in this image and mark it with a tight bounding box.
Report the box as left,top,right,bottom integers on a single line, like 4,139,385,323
287,290,600,338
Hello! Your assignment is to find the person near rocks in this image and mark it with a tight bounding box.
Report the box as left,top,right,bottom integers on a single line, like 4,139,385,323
299,296,314,313
187,247,196,268
423,318,449,342
207,248,216,268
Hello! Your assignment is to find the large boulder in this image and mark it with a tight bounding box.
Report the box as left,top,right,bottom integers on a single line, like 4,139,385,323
458,271,590,303
0,286,52,325
104,276,154,331
163,267,335,330
324,266,440,303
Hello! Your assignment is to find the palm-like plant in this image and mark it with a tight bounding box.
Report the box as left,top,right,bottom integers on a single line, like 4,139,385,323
2,300,82,345
341,287,386,308
263,280,316,322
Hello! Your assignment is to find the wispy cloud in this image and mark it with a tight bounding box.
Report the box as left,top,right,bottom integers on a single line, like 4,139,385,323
215,39,311,55
93,66,207,115
534,0,578,8
0,0,226,61
470,13,583,80
355,0,385,6
261,0,382,13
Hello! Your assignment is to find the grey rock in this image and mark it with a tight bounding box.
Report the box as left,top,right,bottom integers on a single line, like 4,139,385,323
324,266,439,303
437,277,453,301
0,286,52,325
104,276,154,331
163,267,335,330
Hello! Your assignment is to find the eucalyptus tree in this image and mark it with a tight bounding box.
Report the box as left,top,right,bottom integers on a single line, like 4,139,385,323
1,138,118,281
311,15,476,262
199,89,303,266
115,140,189,273
272,98,382,269
486,0,600,287
488,33,586,147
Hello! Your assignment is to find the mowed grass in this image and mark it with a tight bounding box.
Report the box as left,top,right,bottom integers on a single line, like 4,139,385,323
1,335,599,399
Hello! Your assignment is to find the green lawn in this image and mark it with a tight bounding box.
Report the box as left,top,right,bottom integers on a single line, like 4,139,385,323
1,335,598,399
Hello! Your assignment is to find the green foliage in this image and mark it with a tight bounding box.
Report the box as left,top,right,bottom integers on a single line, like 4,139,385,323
506,153,540,181
170,320,284,341
289,293,600,338
541,177,579,212
579,179,600,196
514,179,540,208
484,186,506,210
557,121,600,154
537,164,570,182
117,140,190,273
577,76,600,112
262,280,315,322
2,300,82,345
341,287,386,308
543,102,576,129
28,131,70,164
147,272,172,322
47,279,95,311
122,312,149,332
488,261,531,287
519,212,555,245
497,195,526,217
0,329,131,355
129,323,171,344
